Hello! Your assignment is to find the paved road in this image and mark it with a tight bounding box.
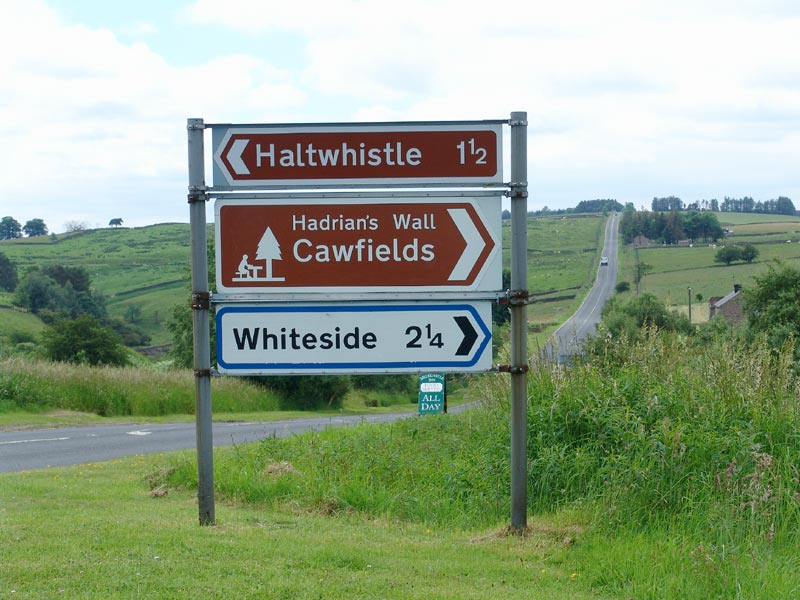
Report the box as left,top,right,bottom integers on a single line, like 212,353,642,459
547,213,620,361
0,412,419,473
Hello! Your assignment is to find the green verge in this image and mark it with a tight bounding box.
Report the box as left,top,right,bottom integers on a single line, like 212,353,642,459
0,457,604,600
153,332,799,598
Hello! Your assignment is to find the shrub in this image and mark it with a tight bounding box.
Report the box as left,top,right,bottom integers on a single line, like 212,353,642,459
41,315,129,366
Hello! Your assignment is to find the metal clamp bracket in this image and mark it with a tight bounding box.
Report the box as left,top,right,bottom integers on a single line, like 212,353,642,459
191,292,210,310
498,289,530,306
498,364,529,374
187,187,209,204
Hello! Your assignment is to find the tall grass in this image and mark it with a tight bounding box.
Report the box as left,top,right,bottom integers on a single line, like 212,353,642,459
161,330,800,597
0,357,280,416
166,333,800,536
519,333,800,536
167,408,510,527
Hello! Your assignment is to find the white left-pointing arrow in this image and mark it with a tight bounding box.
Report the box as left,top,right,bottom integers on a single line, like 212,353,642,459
447,208,485,281
227,139,250,175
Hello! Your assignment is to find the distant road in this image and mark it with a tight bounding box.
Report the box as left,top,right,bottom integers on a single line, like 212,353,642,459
547,213,620,360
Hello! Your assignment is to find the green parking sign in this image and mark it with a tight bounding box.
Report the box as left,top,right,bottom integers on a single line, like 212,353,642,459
418,373,446,415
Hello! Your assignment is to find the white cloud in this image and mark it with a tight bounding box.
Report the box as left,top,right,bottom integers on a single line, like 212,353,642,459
0,0,798,232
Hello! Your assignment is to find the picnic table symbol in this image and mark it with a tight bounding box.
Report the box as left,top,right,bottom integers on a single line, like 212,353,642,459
233,226,286,282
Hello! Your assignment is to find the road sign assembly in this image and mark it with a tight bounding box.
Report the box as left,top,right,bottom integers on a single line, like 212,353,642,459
188,115,529,528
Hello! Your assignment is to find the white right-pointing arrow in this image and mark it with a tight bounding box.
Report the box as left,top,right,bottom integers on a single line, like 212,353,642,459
227,139,250,175
447,208,485,281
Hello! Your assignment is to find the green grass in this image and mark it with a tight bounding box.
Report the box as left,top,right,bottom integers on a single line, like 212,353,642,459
0,357,281,417
0,305,44,347
716,212,800,226
0,458,605,599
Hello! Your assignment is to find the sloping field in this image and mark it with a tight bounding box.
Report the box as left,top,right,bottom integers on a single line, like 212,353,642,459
0,224,201,346
622,213,800,319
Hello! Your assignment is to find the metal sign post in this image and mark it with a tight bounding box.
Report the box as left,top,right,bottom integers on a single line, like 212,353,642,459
187,118,215,526
509,112,529,530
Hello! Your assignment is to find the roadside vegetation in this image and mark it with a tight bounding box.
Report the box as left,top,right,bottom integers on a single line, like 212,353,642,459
2,210,800,597
5,309,798,597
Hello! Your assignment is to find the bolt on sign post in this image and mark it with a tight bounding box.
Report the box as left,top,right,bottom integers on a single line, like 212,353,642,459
418,373,446,415
188,115,527,529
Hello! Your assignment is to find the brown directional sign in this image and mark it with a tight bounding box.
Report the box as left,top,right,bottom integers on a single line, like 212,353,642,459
211,123,503,188
214,197,501,293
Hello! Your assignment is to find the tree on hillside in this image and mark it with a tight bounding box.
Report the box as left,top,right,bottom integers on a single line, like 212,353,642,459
14,265,107,321
0,252,18,292
683,211,724,243
14,271,65,314
63,221,89,232
0,216,22,240
23,219,48,237
652,196,683,212
774,196,796,216
587,293,692,351
620,209,723,245
662,211,685,244
41,264,91,292
740,244,759,263
714,246,742,266
42,314,128,366
744,261,800,358
574,199,623,213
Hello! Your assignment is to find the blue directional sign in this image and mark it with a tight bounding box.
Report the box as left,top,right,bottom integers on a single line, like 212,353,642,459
216,302,492,375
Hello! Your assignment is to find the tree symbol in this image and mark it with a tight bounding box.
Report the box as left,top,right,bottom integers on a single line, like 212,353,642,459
255,226,285,281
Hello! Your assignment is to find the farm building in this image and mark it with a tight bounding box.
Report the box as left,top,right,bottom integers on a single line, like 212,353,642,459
709,284,744,323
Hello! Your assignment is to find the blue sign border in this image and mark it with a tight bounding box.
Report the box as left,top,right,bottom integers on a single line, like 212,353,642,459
216,303,491,372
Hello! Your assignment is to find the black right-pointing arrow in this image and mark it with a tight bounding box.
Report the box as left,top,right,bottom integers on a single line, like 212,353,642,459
454,316,478,356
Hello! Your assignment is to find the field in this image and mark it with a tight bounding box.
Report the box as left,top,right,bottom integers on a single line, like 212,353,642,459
3,333,799,598
502,214,606,339
619,213,800,319
0,224,199,346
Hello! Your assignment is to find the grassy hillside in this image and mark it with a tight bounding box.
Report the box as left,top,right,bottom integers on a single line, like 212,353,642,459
3,211,794,352
2,217,608,353
0,224,199,347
